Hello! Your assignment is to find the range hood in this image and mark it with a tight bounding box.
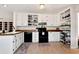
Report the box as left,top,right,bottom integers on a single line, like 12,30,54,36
38,22,47,25
38,22,47,28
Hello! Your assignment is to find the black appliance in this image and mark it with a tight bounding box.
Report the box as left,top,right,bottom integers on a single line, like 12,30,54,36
38,28,48,43
24,32,32,42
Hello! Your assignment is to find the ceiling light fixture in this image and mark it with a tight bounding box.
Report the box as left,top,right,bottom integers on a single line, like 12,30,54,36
3,4,7,7
40,4,45,9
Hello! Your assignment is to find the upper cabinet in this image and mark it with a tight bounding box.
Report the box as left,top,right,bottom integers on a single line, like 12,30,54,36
38,14,60,26
15,13,28,26
53,14,61,26
13,12,60,27
46,15,55,26
38,14,54,26
38,14,48,22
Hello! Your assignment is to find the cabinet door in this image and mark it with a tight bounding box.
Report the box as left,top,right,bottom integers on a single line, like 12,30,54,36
38,14,48,22
46,15,54,26
32,32,39,42
15,34,20,49
16,13,23,26
49,32,60,42
22,14,28,26
13,35,17,52
21,32,24,43
20,32,24,44
53,32,60,41
53,14,61,26
0,36,14,54
49,32,54,42
46,14,60,26
16,13,28,26
38,14,44,22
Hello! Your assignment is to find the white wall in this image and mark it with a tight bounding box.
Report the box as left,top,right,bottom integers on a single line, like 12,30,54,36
78,13,79,36
0,11,13,22
70,5,78,49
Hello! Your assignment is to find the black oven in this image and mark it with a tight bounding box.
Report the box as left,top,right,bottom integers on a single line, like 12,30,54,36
38,28,48,43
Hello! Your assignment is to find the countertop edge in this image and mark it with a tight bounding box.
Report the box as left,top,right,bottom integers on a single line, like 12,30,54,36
16,30,62,32
0,31,23,36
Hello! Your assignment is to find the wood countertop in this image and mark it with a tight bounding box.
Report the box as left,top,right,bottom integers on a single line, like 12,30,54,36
16,29,62,32
47,30,62,32
0,31,23,36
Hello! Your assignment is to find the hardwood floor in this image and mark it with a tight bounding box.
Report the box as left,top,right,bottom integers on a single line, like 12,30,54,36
15,42,79,54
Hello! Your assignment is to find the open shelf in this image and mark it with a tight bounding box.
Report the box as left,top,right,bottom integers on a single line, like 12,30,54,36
60,9,71,45
28,14,38,26
0,22,2,30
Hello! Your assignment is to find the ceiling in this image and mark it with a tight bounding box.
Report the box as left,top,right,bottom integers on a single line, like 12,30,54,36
0,4,70,14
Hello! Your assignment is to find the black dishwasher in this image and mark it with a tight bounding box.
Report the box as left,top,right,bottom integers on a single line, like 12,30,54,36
24,32,32,42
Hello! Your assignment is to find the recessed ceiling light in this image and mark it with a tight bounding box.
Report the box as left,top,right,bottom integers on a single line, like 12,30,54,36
40,4,45,9
3,4,7,7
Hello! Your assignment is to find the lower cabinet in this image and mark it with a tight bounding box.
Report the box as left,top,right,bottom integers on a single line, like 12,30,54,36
0,32,24,54
32,32,39,42
0,36,15,54
48,32,60,42
14,32,24,53
32,32,60,43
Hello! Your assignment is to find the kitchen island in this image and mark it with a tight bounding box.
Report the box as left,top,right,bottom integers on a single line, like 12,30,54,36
0,31,24,54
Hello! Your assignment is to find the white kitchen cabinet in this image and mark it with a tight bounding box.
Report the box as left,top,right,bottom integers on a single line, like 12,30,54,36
53,14,61,26
38,14,55,26
0,32,24,54
46,15,54,26
32,32,60,43
20,32,24,44
38,14,45,22
48,32,60,42
47,14,60,26
38,13,60,26
16,34,21,49
15,32,24,51
14,12,60,27
32,32,39,42
16,13,28,26
38,14,53,22
0,36,15,54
